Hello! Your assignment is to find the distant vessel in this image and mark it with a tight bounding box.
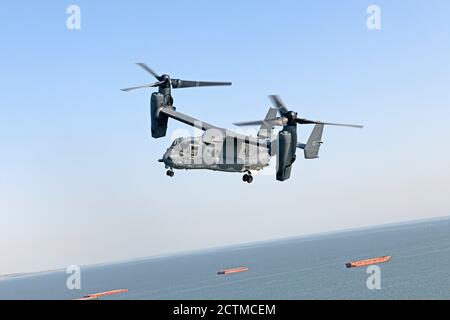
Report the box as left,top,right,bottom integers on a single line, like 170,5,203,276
76,289,129,300
346,256,391,268
217,267,249,275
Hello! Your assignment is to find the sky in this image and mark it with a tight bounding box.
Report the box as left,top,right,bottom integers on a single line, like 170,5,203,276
1,1,450,275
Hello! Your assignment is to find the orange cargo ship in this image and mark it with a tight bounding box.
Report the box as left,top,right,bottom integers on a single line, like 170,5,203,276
346,256,391,268
217,267,249,275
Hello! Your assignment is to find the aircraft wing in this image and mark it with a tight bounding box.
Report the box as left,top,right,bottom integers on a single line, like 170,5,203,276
160,107,267,147
160,107,220,132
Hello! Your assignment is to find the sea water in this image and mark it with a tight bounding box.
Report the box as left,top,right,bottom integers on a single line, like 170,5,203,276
1,218,450,300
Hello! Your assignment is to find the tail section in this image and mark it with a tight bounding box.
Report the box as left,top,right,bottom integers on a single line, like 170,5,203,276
258,108,279,139
297,124,324,159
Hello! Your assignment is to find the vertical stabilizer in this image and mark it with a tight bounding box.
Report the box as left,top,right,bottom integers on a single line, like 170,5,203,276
258,108,278,139
298,124,324,159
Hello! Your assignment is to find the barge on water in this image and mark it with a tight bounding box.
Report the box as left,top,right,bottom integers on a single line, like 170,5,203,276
217,267,249,275
76,289,129,300
346,256,391,269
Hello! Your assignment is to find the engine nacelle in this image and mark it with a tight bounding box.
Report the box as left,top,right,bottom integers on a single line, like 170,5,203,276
277,130,296,181
150,93,169,138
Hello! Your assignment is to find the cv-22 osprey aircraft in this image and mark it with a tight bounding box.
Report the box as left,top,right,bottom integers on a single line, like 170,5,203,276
122,64,363,183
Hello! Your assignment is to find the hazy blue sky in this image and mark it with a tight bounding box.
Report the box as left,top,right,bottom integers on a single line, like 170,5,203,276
1,1,450,275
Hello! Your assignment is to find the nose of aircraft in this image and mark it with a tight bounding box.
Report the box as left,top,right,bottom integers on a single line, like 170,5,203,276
159,150,173,167
163,150,172,162
161,146,183,167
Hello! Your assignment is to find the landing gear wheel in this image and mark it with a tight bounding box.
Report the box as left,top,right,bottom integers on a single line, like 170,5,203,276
166,170,174,177
243,174,253,184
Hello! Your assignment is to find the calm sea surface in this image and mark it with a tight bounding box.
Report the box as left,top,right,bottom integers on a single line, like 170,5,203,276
1,218,450,300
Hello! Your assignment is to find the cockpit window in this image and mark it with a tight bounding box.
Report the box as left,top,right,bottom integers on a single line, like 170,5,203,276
172,138,183,147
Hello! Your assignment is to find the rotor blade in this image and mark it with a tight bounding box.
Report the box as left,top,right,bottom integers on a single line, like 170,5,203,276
321,122,364,129
296,118,364,128
171,79,232,89
234,117,286,127
136,63,161,79
120,81,165,92
233,120,265,127
269,95,289,115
